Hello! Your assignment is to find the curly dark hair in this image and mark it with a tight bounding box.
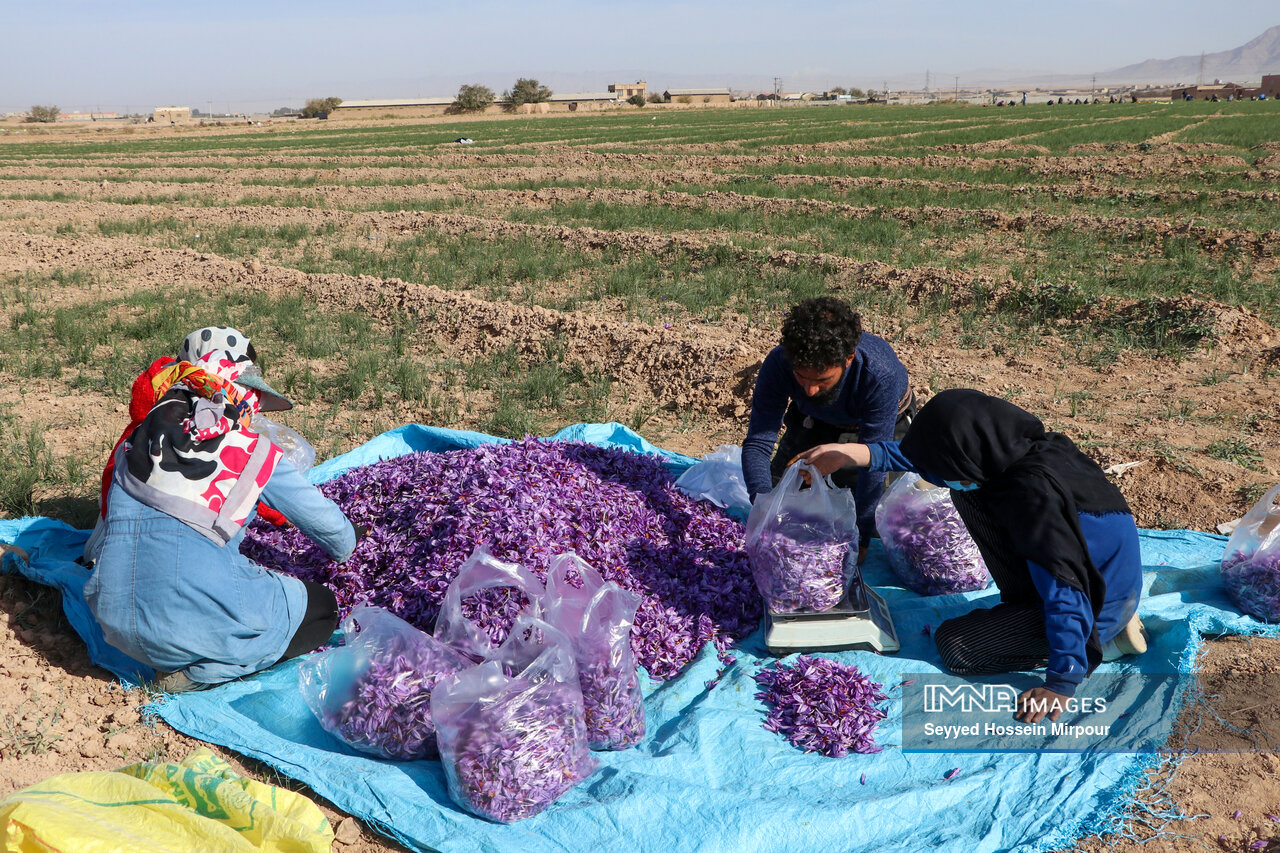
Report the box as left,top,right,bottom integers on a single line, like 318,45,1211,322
779,297,863,369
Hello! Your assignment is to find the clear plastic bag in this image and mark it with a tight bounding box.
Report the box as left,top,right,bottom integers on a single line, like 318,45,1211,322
433,547,545,661
744,461,858,613
249,413,316,474
1221,484,1280,571
1221,484,1280,621
431,613,596,823
543,553,645,750
875,473,991,596
674,445,752,512
298,606,471,760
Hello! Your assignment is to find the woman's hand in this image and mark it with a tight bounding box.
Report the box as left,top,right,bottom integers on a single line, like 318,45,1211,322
791,443,871,477
1015,686,1070,724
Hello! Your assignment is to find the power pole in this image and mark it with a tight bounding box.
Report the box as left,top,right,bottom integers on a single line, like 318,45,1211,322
1197,52,1205,86
773,77,782,106
925,69,930,94
1091,74,1096,96
954,76,959,101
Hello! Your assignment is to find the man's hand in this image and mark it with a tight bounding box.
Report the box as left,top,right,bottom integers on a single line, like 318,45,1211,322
791,443,871,477
1016,686,1070,724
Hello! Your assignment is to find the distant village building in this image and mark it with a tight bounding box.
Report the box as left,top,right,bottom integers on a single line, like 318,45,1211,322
1262,74,1280,98
61,112,120,121
335,97,456,118
333,91,620,119
1170,82,1247,100
546,92,618,112
152,106,191,123
608,81,647,100
662,88,733,105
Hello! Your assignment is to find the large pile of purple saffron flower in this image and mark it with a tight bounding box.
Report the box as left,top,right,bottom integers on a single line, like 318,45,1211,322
745,529,848,613
753,655,887,757
876,483,991,596
327,633,464,760
437,678,596,823
242,439,760,679
1222,553,1280,622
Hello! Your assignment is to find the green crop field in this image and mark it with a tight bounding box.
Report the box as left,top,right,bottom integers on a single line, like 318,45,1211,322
1,101,1277,530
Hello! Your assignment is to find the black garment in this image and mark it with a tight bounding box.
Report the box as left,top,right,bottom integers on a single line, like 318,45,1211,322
935,603,1049,675
899,389,1131,674
278,581,339,661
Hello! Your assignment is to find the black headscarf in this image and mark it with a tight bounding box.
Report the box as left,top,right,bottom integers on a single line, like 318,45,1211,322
899,389,1132,673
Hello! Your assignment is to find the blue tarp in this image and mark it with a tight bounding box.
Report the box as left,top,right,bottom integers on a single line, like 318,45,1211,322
1,422,1270,853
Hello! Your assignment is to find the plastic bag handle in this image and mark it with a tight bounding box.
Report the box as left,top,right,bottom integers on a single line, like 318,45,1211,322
780,460,834,495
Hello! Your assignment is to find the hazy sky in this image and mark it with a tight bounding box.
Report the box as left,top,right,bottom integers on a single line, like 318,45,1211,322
3,1,1276,114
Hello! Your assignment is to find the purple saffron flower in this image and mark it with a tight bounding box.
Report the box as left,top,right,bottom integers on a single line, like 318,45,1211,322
753,655,887,757
746,528,849,613
243,439,763,680
876,475,991,596
1223,554,1280,622
300,607,470,760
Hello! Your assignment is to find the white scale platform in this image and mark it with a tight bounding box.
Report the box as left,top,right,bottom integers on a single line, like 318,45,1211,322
764,578,900,656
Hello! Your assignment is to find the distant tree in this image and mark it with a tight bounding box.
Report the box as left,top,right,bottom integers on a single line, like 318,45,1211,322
627,93,646,107
503,78,552,107
190,108,204,117
300,97,342,118
271,106,299,117
452,84,496,113
829,87,847,96
847,87,865,99
647,92,665,104
26,105,59,123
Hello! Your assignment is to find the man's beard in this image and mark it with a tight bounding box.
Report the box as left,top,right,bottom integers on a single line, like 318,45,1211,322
807,366,848,406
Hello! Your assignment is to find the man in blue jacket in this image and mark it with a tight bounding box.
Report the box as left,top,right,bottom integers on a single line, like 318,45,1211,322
741,297,914,563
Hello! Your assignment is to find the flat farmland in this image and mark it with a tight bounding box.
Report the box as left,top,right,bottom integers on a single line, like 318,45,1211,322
0,102,1278,851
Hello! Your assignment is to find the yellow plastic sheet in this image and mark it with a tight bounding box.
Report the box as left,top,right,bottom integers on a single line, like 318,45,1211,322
0,748,334,853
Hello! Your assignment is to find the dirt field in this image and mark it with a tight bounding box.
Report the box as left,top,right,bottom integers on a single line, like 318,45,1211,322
1,104,1277,851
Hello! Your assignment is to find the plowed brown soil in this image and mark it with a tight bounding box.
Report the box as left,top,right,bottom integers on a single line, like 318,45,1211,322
1,113,1277,852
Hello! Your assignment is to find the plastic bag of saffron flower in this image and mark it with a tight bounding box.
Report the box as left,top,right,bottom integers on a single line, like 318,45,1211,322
1222,542,1280,622
875,473,992,596
744,462,858,613
543,553,645,750
753,655,887,757
1221,483,1280,572
299,606,472,760
432,613,596,823
434,547,546,661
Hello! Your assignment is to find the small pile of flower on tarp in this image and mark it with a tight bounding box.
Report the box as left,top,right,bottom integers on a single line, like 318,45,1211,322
242,439,761,680
753,655,888,757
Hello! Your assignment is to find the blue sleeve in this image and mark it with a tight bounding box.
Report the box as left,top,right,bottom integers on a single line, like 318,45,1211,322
742,350,791,501
261,460,357,562
1027,561,1092,697
866,441,916,474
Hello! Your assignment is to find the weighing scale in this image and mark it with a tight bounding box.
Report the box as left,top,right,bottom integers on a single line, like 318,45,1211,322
764,554,900,655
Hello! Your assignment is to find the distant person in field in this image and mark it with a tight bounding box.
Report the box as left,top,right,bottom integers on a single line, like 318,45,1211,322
741,297,915,564
794,389,1147,723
